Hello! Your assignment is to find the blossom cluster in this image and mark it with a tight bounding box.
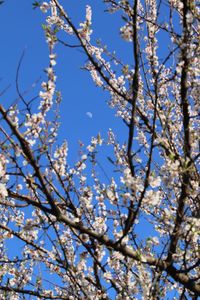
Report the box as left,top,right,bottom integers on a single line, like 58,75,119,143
0,154,8,202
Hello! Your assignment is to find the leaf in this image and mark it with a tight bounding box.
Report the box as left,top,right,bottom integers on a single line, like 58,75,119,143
42,24,47,30
32,1,41,9
169,153,176,161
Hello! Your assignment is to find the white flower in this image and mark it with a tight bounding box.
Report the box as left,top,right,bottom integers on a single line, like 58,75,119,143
16,184,23,191
40,2,49,13
86,5,92,24
28,139,36,146
121,168,143,191
186,12,193,24
0,183,8,199
106,189,115,201
93,217,107,234
0,162,4,177
120,23,133,42
144,190,161,206
104,271,112,281
81,154,87,160
90,69,103,86
151,236,159,245
149,176,161,188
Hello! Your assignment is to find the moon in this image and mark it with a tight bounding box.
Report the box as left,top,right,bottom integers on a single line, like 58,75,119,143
86,112,93,118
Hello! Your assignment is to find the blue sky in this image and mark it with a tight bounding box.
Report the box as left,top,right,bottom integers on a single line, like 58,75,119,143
0,0,129,165
0,2,130,292
0,0,171,257
0,2,183,298
0,0,175,153
0,0,173,163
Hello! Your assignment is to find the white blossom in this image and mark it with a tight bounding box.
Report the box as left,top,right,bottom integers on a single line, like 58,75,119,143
0,183,8,199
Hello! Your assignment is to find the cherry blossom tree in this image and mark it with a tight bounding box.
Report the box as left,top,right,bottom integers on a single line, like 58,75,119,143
0,0,199,299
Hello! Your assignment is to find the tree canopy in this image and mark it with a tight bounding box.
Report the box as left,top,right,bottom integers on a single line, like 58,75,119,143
0,0,199,299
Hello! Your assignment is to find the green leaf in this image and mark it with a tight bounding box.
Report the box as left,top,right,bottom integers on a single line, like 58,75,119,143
169,153,176,161
42,24,47,30
32,1,41,9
